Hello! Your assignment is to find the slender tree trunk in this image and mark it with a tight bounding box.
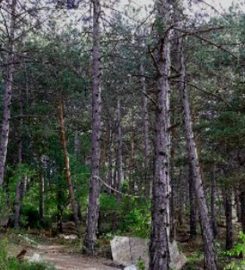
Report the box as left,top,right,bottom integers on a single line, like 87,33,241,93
189,163,197,239
234,188,241,222
74,131,81,160
240,184,245,233
0,0,16,186
115,99,123,191
107,122,113,190
84,0,102,255
140,63,151,196
58,98,79,226
39,171,45,223
224,190,233,250
129,130,135,191
14,91,25,228
149,1,172,268
210,165,218,238
178,37,217,269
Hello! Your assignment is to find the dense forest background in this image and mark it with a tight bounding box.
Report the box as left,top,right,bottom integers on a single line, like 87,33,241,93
0,0,244,269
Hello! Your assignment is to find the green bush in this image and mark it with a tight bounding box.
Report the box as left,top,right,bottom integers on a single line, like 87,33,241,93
120,197,151,238
224,232,245,270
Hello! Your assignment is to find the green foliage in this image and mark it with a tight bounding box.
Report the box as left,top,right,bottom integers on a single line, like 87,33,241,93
223,232,245,270
225,232,245,257
100,193,119,213
120,197,151,238
0,187,10,220
137,257,146,270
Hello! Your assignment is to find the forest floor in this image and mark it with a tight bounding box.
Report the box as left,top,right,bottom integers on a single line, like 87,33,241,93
25,242,120,270
2,222,243,270
5,232,121,270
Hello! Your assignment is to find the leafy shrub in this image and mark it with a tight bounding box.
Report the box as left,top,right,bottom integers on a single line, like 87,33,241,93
120,197,151,238
224,232,245,270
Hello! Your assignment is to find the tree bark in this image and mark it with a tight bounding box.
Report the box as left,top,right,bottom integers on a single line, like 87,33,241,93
149,1,172,269
224,190,233,250
140,63,151,197
14,90,26,228
74,131,81,160
84,0,102,255
189,163,197,239
58,98,79,226
39,171,45,223
0,0,16,186
115,99,123,191
240,186,245,233
210,165,218,238
178,37,217,269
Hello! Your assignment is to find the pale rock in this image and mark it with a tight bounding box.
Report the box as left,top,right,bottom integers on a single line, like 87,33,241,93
110,236,187,270
28,253,42,263
124,265,137,270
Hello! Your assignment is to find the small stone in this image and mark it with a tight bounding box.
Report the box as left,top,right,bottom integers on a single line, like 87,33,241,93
28,253,42,263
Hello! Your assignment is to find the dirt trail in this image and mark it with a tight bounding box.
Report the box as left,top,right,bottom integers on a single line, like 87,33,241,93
26,242,121,270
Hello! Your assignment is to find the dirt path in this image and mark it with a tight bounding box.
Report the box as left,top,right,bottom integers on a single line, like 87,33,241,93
26,243,121,270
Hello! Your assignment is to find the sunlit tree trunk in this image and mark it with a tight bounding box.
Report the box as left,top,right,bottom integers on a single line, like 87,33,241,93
84,0,102,255
178,36,217,269
0,0,17,185
58,98,79,226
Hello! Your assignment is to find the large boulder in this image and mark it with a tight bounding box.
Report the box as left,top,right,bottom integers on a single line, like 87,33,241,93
110,236,187,270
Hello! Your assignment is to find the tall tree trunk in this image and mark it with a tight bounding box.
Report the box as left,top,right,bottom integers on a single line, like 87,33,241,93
115,99,123,191
178,37,217,269
0,0,16,185
39,171,45,223
240,184,245,233
234,188,241,222
74,131,81,160
84,0,102,255
107,121,113,190
14,90,25,228
149,1,172,268
189,163,197,239
58,98,79,226
210,165,218,238
224,190,233,250
140,63,151,196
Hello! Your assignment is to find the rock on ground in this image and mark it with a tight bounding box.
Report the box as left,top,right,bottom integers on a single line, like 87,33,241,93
110,236,187,270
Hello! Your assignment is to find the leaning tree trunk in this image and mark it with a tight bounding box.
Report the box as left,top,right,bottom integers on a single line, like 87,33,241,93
0,0,17,186
84,0,102,255
189,163,197,239
58,98,79,226
149,1,172,269
210,165,218,238
178,37,217,269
